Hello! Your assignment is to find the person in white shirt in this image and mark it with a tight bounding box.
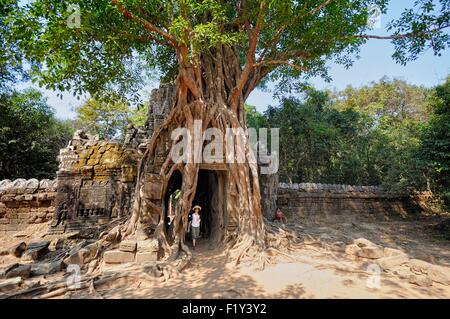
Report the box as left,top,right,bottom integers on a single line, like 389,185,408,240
189,205,202,250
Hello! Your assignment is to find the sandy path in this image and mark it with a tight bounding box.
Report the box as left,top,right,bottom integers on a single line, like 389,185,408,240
89,241,450,299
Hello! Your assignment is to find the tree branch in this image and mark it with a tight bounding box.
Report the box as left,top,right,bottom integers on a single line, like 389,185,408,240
356,24,450,40
259,0,335,62
253,60,309,72
229,1,266,109
111,0,177,48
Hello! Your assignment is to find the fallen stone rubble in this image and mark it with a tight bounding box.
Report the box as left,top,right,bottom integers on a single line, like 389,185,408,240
0,226,165,298
326,237,450,287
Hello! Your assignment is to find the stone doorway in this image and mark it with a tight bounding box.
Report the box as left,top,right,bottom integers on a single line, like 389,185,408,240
163,170,182,246
191,169,226,248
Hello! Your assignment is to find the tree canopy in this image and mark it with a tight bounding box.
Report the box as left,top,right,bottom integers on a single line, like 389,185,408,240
2,0,449,101
253,78,440,193
420,77,450,207
0,88,73,179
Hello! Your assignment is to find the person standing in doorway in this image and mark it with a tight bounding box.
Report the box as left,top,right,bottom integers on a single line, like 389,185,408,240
189,205,201,250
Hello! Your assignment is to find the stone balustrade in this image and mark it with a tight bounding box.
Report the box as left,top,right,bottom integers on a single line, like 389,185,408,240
0,179,57,233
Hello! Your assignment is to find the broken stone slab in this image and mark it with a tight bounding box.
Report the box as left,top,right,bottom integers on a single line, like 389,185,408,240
137,240,159,253
0,263,19,277
23,278,43,290
345,244,361,256
31,260,64,276
9,242,27,258
104,250,135,264
353,238,377,248
63,241,100,266
21,241,50,261
392,266,413,279
0,277,23,292
409,274,433,287
329,241,347,253
377,255,410,271
356,246,384,259
383,247,408,258
49,238,65,251
4,264,31,279
135,252,158,263
119,240,137,253
408,259,450,286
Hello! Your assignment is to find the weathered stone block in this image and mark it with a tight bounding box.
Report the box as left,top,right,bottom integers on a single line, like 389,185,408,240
0,277,23,292
409,274,433,287
345,244,361,256
408,259,450,285
31,260,64,276
9,242,27,258
78,242,102,264
137,239,159,253
120,240,137,252
104,250,135,264
22,241,50,261
4,264,31,279
135,252,158,263
356,246,384,259
384,247,407,258
354,238,377,248
377,255,409,271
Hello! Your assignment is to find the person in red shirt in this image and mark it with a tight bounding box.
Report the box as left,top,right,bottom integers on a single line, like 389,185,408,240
274,208,287,223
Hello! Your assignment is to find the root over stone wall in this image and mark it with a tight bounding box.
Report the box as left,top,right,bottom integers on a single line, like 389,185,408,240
0,179,57,233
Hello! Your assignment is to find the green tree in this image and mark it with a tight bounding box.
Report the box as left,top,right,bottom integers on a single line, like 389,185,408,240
420,77,450,208
265,89,365,184
334,78,431,122
74,98,131,140
0,88,73,179
129,104,149,128
333,78,432,191
245,104,267,131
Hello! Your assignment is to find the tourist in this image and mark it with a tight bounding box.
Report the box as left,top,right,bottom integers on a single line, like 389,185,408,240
189,205,202,250
274,207,287,223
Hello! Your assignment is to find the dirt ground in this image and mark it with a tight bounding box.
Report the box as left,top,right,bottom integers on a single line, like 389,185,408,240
1,211,450,299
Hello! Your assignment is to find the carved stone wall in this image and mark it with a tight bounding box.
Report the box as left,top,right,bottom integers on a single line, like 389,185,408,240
146,83,176,138
0,179,57,233
51,131,140,234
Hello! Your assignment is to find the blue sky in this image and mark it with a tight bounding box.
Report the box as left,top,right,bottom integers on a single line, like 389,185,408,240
17,0,450,118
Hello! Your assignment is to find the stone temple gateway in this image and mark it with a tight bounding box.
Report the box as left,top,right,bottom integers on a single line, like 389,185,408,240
50,84,177,236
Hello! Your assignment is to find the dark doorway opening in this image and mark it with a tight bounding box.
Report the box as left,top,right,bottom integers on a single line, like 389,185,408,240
164,170,182,245
191,169,226,248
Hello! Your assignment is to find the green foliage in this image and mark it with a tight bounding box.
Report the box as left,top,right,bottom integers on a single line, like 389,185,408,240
334,78,431,121
420,77,450,207
245,104,267,131
129,104,149,128
4,1,448,101
73,98,131,140
264,89,367,184
388,0,450,64
250,78,440,192
0,88,73,179
0,0,26,87
333,78,432,191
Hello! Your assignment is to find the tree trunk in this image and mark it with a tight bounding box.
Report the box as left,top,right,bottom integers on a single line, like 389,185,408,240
112,45,265,264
